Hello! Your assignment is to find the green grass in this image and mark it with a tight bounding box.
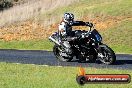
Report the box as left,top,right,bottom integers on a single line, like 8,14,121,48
0,39,53,51
0,62,132,88
101,20,132,54
39,0,132,21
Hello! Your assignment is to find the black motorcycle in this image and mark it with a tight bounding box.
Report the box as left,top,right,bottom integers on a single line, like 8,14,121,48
49,24,116,65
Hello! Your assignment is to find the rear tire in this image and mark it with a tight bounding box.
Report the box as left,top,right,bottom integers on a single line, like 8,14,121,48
53,44,73,62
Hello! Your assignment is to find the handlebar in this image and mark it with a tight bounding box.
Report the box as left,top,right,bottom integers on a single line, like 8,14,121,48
85,22,93,33
80,23,93,39
78,31,90,40
85,22,93,28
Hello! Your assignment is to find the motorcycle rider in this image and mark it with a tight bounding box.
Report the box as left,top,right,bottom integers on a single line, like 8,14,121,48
58,13,93,54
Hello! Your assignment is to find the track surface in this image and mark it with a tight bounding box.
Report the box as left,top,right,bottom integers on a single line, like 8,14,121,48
0,49,132,70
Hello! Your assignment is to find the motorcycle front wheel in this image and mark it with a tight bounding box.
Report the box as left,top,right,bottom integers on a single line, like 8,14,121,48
98,44,116,65
53,44,73,62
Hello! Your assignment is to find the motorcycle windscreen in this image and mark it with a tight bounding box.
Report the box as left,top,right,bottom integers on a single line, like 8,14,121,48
91,29,102,42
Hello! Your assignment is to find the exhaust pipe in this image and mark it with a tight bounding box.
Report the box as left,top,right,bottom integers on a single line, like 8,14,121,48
49,36,72,54
49,36,61,46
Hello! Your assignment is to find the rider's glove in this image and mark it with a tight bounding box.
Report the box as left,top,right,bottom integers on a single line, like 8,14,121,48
85,22,93,27
85,22,90,26
89,23,93,27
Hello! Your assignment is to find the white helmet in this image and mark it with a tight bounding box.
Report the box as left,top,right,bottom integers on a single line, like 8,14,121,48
64,13,74,23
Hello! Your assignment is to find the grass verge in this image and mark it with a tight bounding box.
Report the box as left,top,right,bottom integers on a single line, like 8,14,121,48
0,39,53,51
101,20,132,54
0,62,132,88
39,0,132,22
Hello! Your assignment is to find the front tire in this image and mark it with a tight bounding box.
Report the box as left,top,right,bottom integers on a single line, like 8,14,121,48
98,44,116,65
53,44,73,62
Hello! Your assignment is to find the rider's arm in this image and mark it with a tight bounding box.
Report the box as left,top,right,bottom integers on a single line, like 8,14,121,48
72,21,93,27
72,21,86,26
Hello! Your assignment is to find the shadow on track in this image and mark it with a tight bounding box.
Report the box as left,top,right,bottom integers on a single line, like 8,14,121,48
67,59,132,65
114,60,132,65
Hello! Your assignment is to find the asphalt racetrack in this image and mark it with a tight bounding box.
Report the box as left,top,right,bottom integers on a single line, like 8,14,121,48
0,49,132,70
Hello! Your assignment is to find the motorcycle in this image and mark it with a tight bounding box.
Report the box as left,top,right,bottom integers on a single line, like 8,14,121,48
49,24,116,65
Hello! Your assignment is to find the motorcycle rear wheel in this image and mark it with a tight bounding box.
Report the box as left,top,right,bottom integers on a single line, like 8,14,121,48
53,44,73,62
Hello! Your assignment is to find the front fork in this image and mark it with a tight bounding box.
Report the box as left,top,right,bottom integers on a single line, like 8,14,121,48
94,43,105,59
